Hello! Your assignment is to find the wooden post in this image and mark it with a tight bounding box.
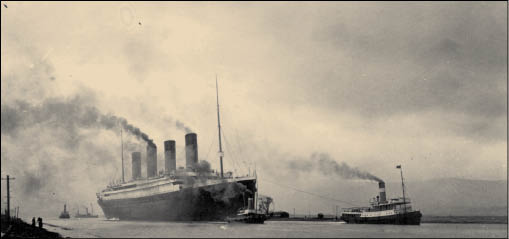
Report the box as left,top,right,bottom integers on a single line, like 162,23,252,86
1,175,16,220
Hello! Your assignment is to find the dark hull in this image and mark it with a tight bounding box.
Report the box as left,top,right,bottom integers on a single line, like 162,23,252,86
75,215,98,218
227,213,267,224
341,211,422,225
98,179,256,221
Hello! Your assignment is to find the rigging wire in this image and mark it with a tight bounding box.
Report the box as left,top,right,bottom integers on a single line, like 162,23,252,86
204,131,216,163
221,128,238,167
233,128,251,171
260,178,361,207
221,130,239,176
252,140,360,208
221,122,249,175
218,108,240,175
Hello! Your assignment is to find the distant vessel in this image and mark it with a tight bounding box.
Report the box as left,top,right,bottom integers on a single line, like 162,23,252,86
59,204,70,219
96,79,258,221
75,204,99,218
340,165,422,225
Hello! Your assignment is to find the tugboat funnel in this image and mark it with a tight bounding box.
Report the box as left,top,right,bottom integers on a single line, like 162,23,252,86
378,181,387,203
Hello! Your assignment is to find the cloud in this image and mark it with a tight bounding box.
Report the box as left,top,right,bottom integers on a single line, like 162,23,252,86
253,2,507,142
1,2,506,219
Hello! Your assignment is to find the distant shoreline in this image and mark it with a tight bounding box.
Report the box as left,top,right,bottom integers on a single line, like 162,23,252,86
421,215,507,224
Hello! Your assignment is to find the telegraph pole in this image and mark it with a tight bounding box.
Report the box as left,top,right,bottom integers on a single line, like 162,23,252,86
2,175,16,221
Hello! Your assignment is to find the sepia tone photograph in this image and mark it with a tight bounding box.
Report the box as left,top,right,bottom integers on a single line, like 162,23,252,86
1,1,507,238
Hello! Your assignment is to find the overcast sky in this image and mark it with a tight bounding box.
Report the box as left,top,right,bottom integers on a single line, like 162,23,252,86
1,2,507,216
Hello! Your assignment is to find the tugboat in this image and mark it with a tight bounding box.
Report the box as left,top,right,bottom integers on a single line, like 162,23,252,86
59,204,70,219
75,204,99,218
226,172,266,224
226,198,266,224
340,165,422,225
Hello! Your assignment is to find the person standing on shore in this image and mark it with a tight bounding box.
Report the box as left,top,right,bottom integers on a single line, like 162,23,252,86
32,217,36,227
37,217,42,228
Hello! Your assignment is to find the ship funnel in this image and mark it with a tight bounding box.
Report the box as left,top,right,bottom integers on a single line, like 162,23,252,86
132,152,142,180
378,181,387,203
164,140,176,174
185,133,198,170
146,143,157,178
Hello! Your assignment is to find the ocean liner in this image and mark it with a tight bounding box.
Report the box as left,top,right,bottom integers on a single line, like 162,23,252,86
96,80,257,221
340,165,422,225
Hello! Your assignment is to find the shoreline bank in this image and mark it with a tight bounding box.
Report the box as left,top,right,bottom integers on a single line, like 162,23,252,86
1,215,63,238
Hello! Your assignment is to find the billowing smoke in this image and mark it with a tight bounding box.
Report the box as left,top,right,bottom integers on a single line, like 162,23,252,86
176,120,193,134
1,97,154,145
0,94,155,217
0,24,198,218
161,116,193,134
194,160,211,177
288,152,383,183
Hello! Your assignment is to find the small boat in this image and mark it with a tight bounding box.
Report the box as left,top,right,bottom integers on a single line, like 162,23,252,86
59,204,70,219
226,198,266,224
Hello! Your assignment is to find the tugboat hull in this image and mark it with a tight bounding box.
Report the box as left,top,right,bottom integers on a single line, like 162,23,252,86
341,210,422,225
226,213,266,224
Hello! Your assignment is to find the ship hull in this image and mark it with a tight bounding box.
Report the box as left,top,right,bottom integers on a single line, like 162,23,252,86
75,215,98,218
226,213,266,224
341,211,422,225
98,179,256,221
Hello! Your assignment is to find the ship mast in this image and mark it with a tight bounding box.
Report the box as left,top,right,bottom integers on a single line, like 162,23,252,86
216,76,224,178
121,127,125,183
398,165,406,214
254,164,258,212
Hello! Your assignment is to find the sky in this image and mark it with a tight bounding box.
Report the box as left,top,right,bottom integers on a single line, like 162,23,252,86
1,2,507,217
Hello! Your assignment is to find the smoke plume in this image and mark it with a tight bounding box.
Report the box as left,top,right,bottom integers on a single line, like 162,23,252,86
288,152,383,183
176,120,193,134
194,160,212,177
162,116,193,134
1,96,154,145
0,94,156,217
1,26,195,218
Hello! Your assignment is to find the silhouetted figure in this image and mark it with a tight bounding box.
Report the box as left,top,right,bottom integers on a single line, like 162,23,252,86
32,217,36,226
37,217,43,228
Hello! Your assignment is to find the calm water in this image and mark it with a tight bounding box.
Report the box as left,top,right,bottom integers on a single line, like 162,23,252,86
40,218,507,238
